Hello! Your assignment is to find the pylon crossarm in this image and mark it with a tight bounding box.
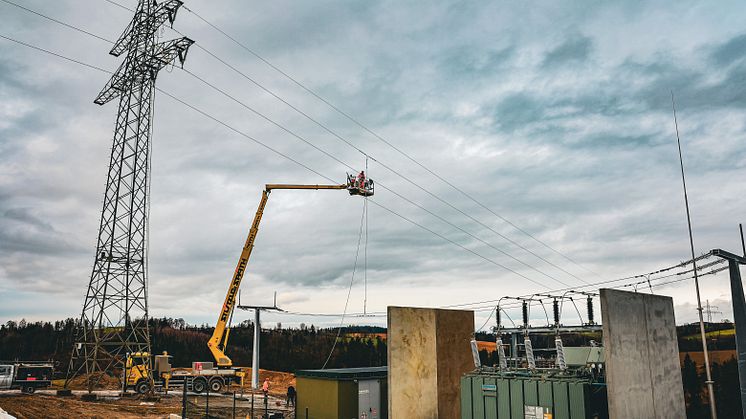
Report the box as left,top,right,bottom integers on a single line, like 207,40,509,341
110,0,185,57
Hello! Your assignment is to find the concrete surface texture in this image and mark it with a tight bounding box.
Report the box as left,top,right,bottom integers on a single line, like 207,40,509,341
601,288,686,419
387,306,474,419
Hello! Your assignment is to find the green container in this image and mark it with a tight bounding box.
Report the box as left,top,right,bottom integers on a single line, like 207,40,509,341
459,373,607,419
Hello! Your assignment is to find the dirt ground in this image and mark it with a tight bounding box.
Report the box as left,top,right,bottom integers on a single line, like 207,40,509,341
0,369,297,419
0,393,181,419
238,368,296,397
0,391,294,419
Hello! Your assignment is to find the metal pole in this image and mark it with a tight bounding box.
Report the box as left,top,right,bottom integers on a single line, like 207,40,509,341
182,378,188,418
306,407,309,419
726,259,746,418
205,381,209,419
232,391,236,419
251,391,254,418
252,309,260,389
122,352,128,396
264,392,269,417
672,92,717,418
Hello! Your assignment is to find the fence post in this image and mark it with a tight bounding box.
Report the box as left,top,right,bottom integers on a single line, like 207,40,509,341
205,382,209,419
306,407,309,419
181,379,188,418
251,391,254,419
232,391,236,419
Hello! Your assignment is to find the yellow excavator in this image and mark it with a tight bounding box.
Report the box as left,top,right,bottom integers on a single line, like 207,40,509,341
125,174,373,394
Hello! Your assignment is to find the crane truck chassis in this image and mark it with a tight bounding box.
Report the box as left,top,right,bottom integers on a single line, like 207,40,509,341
125,352,242,394
124,174,373,394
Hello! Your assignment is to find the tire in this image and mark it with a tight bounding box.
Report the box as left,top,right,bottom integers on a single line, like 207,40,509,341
135,380,150,395
192,378,207,394
209,377,224,393
22,386,35,394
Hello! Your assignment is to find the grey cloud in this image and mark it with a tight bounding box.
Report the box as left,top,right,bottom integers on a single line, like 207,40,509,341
542,34,593,67
711,33,746,66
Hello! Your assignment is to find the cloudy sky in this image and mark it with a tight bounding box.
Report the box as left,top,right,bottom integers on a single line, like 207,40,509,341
1,0,745,330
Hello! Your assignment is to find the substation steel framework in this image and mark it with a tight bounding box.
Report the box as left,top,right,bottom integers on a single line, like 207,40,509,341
66,0,193,391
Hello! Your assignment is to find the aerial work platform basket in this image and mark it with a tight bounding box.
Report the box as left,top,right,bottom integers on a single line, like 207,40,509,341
346,172,374,197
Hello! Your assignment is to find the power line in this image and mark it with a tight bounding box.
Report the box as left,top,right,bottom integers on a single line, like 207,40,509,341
182,43,590,286
70,0,592,285
0,32,560,292
0,0,114,44
442,251,716,309
177,2,598,279
8,0,569,291
181,69,571,288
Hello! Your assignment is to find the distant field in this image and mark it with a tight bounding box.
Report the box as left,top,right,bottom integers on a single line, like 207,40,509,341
680,350,735,367
346,332,387,340
681,328,735,340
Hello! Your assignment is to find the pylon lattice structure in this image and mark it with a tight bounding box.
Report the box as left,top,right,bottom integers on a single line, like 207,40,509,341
66,0,193,391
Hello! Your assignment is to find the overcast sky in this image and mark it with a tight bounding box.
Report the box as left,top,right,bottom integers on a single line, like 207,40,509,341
1,0,745,330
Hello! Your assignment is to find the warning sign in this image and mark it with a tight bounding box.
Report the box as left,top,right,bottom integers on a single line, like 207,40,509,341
524,405,552,419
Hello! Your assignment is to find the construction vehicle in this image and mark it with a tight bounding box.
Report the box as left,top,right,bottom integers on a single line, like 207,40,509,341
0,361,54,394
125,351,238,394
125,174,373,393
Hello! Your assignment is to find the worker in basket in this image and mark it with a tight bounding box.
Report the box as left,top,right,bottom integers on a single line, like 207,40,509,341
356,171,366,189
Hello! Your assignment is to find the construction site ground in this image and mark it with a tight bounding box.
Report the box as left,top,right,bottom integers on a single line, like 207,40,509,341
0,368,296,419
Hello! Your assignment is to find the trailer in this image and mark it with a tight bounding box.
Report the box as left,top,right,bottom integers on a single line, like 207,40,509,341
0,362,54,394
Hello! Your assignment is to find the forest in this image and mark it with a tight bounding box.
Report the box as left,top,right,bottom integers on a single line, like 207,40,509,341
0,317,387,373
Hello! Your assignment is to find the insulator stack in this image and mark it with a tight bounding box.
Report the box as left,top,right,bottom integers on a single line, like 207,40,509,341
524,336,536,369
553,299,560,325
587,296,595,324
496,307,502,329
555,337,567,370
496,338,507,370
522,301,529,327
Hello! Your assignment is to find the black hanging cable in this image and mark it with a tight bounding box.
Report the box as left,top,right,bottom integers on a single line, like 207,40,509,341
322,200,366,369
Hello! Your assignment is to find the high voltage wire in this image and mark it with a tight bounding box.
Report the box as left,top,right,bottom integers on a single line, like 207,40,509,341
257,262,730,319
0,32,560,292
442,251,717,309
182,45,590,286
0,3,572,289
469,261,729,315
95,0,592,285
176,2,598,279
237,254,729,318
182,68,571,287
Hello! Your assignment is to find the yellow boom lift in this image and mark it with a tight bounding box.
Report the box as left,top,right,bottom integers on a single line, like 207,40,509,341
125,174,373,394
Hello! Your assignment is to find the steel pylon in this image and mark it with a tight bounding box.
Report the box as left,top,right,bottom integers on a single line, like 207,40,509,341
66,0,193,392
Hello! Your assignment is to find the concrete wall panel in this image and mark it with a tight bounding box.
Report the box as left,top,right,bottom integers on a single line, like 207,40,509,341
435,309,477,417
388,307,438,418
601,289,685,419
388,306,474,418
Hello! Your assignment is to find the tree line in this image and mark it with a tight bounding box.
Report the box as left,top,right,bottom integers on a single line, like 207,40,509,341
0,318,387,374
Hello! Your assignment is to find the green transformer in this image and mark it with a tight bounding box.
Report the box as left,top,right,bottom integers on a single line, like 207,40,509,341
460,373,607,419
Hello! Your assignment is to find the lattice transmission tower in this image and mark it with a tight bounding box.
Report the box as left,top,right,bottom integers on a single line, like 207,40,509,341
66,0,193,391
